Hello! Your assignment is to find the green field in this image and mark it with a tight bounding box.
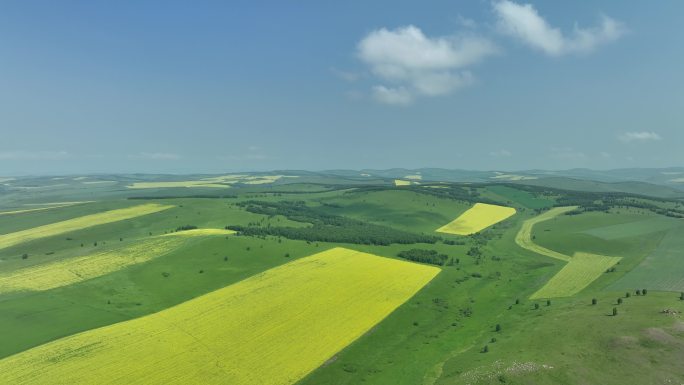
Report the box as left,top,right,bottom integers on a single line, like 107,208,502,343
1,175,684,384
609,225,684,292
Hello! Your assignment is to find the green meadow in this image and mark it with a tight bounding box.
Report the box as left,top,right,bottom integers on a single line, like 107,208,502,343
1,175,683,384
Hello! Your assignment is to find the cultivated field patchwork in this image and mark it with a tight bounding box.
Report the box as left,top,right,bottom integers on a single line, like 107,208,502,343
515,206,578,262
530,252,621,299
437,203,516,235
127,175,295,189
0,237,185,294
0,247,439,385
0,204,174,250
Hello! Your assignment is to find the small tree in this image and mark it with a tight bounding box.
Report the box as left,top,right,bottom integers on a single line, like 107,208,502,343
592,298,597,305
612,307,618,316
642,289,648,295
626,292,631,298
224,256,228,262
515,298,520,305
495,324,501,332
21,253,29,260
546,299,551,307
636,289,641,296
617,298,623,305
482,345,489,353
534,303,540,310
284,253,290,258
680,292,684,301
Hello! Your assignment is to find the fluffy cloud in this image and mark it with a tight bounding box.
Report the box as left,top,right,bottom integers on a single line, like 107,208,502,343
493,0,625,56
372,86,413,105
618,131,662,142
358,25,497,104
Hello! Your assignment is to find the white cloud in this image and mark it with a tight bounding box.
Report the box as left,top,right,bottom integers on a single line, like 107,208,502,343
130,152,180,160
618,131,662,142
372,86,413,105
493,0,625,56
357,25,497,104
0,150,69,160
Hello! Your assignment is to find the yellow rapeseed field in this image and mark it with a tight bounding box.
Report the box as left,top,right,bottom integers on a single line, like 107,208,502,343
0,201,91,216
127,181,230,188
514,206,578,262
530,252,621,299
0,237,184,294
436,203,516,235
0,204,173,250
394,179,412,186
0,247,439,385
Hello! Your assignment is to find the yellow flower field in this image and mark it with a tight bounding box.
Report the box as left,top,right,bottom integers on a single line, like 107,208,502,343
514,206,578,262
0,237,185,294
394,179,412,186
530,252,621,299
127,181,230,188
436,203,516,235
0,247,440,384
0,201,92,216
0,204,174,250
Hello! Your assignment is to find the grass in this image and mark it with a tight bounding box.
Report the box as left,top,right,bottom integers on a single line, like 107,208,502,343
609,225,684,292
437,203,517,236
582,216,681,240
2,176,684,385
436,291,684,385
514,206,577,262
0,204,174,251
530,252,622,299
0,247,439,385
162,228,236,237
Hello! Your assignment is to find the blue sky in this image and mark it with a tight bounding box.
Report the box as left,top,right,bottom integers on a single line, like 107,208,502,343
0,1,682,175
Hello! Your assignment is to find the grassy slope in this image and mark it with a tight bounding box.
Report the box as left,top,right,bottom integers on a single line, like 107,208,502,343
435,291,684,385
